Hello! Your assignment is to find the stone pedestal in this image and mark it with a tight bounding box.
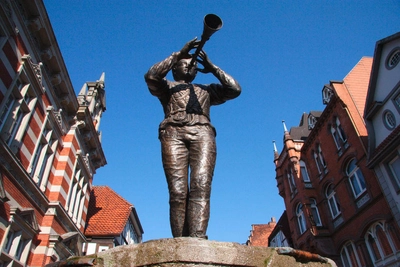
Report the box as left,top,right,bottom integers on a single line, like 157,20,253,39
46,238,337,266
98,238,336,266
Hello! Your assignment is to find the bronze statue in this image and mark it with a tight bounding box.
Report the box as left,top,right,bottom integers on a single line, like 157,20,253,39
144,15,241,239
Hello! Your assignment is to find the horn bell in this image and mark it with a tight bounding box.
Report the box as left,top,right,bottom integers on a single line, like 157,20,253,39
202,14,223,41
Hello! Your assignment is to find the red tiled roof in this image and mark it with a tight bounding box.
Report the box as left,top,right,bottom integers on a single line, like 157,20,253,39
84,186,132,236
343,57,373,115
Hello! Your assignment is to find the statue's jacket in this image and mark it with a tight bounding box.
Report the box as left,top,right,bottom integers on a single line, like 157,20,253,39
145,52,241,135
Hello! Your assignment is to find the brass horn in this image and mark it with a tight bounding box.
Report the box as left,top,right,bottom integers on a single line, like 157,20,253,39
188,14,223,70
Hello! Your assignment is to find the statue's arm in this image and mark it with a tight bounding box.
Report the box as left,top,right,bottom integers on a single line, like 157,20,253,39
197,50,241,101
211,66,241,100
145,38,199,96
144,52,180,96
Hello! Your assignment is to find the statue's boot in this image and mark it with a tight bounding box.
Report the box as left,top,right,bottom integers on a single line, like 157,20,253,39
187,197,210,239
169,197,188,237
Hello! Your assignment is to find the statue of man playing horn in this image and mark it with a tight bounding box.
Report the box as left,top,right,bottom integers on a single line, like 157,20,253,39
144,38,241,239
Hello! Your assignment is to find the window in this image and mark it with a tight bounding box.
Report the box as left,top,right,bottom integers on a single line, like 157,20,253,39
0,94,16,128
331,126,341,150
340,242,361,267
347,159,366,198
336,117,347,144
322,85,334,104
310,198,322,226
313,151,321,174
318,145,326,168
299,160,310,182
0,208,38,265
66,163,88,226
365,221,397,264
387,155,400,190
386,48,400,69
0,171,6,202
392,89,400,114
29,120,58,191
308,114,318,129
286,168,296,196
326,184,341,218
121,219,139,244
3,229,30,262
0,64,39,151
269,230,289,247
383,110,396,130
0,22,8,49
330,117,348,154
296,203,306,234
313,144,327,176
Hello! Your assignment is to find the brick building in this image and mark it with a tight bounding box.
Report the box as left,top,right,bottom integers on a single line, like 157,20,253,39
0,0,132,266
246,217,276,247
273,57,400,266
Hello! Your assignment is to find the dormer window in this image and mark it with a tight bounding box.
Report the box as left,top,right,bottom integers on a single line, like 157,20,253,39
322,85,333,104
308,114,318,130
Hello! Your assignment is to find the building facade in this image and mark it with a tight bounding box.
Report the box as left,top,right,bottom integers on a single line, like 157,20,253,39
83,186,144,255
0,0,109,266
273,57,400,266
246,217,276,247
364,32,400,231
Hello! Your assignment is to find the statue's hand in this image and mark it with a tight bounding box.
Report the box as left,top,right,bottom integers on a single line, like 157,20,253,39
178,37,199,59
196,50,215,73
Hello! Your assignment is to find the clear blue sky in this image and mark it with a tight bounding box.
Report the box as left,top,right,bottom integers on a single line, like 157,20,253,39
43,0,399,243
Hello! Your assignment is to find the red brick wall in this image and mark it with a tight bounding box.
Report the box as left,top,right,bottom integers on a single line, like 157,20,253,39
274,77,399,263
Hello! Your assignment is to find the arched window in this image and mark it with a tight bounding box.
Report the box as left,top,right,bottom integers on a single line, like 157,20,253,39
313,144,326,175
326,184,341,218
310,198,322,226
365,221,396,263
296,203,306,234
299,160,310,182
318,144,326,168
330,117,348,154
336,117,347,143
287,168,296,194
347,159,366,198
340,241,361,267
313,144,327,175
313,151,321,174
331,125,341,150
376,224,394,257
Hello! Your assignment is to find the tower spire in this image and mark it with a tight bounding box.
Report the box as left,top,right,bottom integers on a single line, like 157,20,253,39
99,72,105,82
273,140,279,160
282,120,288,132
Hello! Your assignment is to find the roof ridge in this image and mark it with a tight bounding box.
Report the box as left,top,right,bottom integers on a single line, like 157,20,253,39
93,185,134,208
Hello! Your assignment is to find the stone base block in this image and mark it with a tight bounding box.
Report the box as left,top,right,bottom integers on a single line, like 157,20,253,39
46,238,337,266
